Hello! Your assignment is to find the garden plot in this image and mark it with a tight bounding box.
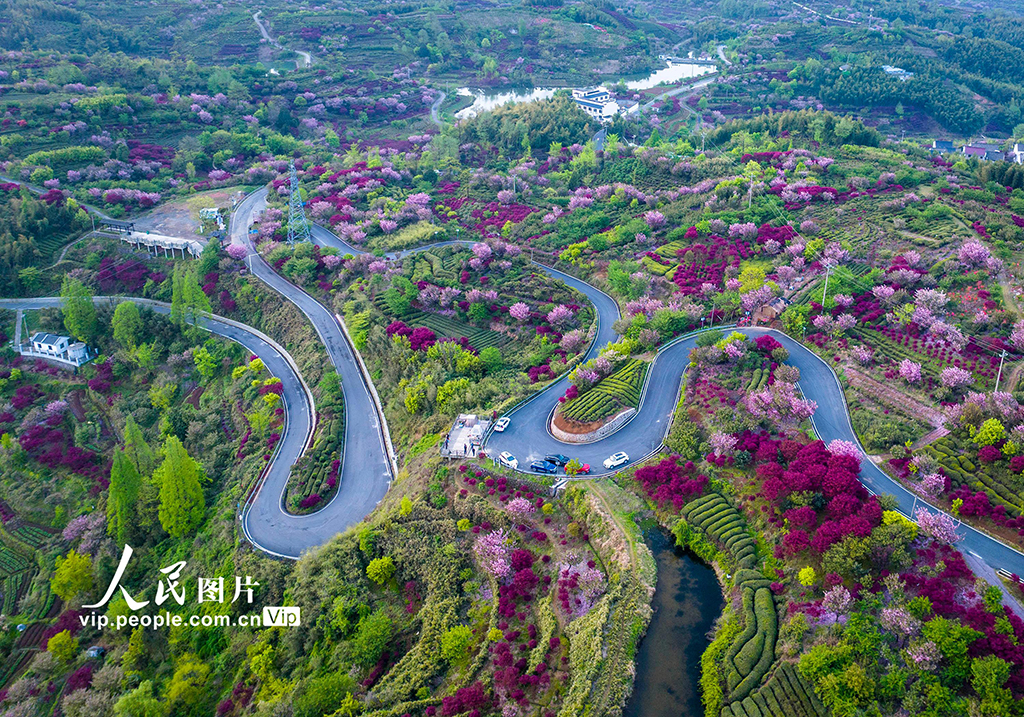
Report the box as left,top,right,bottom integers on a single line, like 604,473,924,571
559,359,649,424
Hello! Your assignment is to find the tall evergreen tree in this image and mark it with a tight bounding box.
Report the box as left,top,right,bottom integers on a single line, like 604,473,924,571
155,436,206,538
183,264,211,325
197,239,220,276
112,301,143,351
170,263,185,328
107,448,141,546
123,416,156,476
171,263,211,342
61,275,97,342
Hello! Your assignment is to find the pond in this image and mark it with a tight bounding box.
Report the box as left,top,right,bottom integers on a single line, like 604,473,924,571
454,61,714,120
623,527,724,717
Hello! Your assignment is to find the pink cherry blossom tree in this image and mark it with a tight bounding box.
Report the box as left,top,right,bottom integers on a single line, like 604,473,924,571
709,432,738,457
473,529,512,580
508,302,531,322
915,508,962,544
899,359,922,385
547,304,575,328
940,367,973,389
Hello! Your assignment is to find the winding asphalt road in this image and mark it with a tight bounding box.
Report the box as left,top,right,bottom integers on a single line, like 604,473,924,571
0,296,315,560
20,182,1021,581
236,195,1024,581
232,190,392,558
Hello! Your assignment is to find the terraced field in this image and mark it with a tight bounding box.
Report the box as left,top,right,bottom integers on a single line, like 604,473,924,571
372,294,511,351
560,359,649,423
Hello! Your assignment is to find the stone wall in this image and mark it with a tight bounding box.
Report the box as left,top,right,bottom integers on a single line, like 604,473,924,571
549,407,636,444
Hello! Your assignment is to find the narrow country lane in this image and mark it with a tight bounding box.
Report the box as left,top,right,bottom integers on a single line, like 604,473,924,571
232,189,392,558
0,296,315,558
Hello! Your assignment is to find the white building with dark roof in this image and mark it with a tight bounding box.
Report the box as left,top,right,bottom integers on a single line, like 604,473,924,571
22,332,94,367
571,88,637,123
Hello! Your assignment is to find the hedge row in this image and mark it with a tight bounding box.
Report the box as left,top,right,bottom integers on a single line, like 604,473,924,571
921,435,1023,517
681,494,757,569
722,662,826,717
744,366,770,392
561,359,649,423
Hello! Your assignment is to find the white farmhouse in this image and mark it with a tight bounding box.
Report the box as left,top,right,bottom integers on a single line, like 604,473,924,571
23,332,94,367
571,88,637,123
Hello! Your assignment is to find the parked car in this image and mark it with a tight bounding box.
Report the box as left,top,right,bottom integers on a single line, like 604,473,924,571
603,451,629,469
530,460,558,474
576,463,591,475
494,417,510,432
498,451,518,470
544,453,570,466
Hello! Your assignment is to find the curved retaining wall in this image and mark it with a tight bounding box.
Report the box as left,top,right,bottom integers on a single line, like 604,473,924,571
550,408,636,444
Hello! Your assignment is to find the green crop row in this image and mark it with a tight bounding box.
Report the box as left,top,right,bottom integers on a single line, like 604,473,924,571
2,571,27,615
0,547,29,578
921,435,1023,517
723,586,778,701
286,414,346,511
561,359,649,423
10,526,49,548
641,256,673,276
372,291,511,350
682,495,775,703
681,494,757,569
723,663,826,717
852,329,988,387
411,252,457,284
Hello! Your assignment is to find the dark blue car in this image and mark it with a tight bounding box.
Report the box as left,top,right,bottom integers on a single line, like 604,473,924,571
530,460,558,474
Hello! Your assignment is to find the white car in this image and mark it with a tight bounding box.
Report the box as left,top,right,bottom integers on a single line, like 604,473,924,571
494,417,511,433
498,451,518,470
603,451,630,470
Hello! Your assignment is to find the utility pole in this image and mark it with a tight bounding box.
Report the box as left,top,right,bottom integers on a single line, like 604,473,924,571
995,349,1009,391
821,265,832,306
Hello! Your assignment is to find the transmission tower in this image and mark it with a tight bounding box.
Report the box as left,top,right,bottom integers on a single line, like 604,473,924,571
287,162,312,246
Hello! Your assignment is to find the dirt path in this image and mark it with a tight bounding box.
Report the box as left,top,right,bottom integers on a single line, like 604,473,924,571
588,481,639,568
999,272,1022,316
844,365,948,449
68,390,87,422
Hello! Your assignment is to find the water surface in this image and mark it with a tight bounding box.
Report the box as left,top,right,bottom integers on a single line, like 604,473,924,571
454,62,713,119
623,528,724,717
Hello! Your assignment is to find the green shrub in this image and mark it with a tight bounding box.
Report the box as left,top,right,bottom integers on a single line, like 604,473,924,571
350,609,393,667
293,674,358,717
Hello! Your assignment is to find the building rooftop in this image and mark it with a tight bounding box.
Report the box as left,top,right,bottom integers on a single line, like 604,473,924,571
31,332,66,347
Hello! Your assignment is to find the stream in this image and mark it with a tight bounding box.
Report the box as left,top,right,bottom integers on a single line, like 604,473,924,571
624,528,724,717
